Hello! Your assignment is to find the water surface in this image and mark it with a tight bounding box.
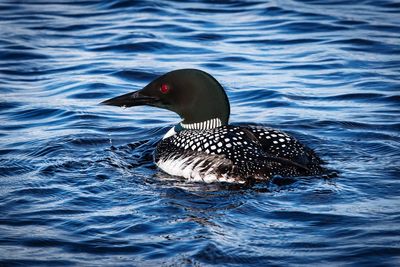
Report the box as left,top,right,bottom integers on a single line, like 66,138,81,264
1,0,400,266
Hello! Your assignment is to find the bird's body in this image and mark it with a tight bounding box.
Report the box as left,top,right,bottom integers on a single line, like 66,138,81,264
155,125,324,183
102,69,327,183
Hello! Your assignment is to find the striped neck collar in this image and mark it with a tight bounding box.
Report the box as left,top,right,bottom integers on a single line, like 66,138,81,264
163,118,223,140
180,118,222,131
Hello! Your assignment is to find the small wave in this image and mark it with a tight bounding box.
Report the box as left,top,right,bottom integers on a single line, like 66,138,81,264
1,0,399,265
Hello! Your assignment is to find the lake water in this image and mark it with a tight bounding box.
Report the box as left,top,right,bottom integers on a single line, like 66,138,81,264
1,0,399,266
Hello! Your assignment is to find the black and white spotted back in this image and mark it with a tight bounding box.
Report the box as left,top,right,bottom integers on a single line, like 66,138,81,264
155,125,325,183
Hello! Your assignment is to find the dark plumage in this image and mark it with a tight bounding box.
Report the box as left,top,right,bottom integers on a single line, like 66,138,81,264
155,126,324,183
102,69,327,183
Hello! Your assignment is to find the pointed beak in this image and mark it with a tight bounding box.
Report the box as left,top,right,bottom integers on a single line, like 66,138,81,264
100,90,158,107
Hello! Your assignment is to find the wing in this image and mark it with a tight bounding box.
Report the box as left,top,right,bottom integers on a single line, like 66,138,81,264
243,125,325,174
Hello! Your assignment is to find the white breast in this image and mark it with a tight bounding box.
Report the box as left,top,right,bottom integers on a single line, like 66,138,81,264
163,126,177,139
156,153,243,183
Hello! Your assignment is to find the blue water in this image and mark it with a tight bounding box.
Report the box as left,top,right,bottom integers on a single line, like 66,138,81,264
1,0,400,266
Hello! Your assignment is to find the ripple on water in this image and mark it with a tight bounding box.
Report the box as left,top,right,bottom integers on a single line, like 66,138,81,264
0,0,400,266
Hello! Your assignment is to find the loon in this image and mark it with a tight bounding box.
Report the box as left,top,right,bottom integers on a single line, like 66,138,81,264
102,69,326,183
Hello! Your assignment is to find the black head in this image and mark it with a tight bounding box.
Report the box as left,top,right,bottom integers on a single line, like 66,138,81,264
101,69,230,126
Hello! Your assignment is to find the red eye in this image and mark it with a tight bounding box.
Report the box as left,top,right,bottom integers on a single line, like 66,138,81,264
160,84,169,94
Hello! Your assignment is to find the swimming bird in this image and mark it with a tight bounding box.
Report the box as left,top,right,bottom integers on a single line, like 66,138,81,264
102,69,326,183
